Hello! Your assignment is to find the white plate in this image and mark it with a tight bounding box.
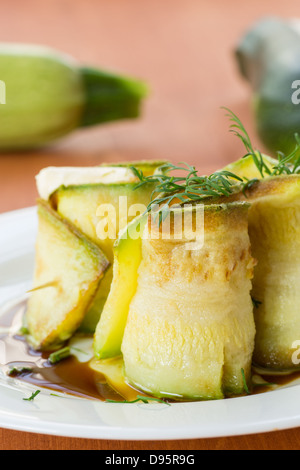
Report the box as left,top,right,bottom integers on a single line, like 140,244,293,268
0,207,300,440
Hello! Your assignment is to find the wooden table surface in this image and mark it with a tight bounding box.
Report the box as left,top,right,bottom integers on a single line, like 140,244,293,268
0,0,300,450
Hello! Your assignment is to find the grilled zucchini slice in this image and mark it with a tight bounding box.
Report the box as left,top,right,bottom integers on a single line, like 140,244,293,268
26,201,109,350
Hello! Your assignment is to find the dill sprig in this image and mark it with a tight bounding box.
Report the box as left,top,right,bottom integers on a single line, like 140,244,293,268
48,347,71,365
131,108,300,220
8,366,33,377
222,107,272,178
273,134,300,175
23,390,41,401
131,162,243,220
251,296,262,309
241,368,251,395
223,107,300,177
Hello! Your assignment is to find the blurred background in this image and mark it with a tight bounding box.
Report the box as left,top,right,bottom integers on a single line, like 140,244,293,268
1,0,300,212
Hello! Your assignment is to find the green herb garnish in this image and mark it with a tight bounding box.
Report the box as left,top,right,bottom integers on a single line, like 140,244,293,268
48,347,71,365
241,368,251,395
106,395,170,405
131,162,243,221
8,366,33,377
23,390,41,401
223,107,272,178
224,107,300,177
19,326,30,336
273,134,300,175
130,108,300,226
251,297,262,309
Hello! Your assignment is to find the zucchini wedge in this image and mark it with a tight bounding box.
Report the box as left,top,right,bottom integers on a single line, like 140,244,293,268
26,201,109,350
94,202,256,400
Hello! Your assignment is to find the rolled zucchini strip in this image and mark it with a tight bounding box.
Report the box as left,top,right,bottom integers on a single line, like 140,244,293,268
233,175,300,370
95,202,256,400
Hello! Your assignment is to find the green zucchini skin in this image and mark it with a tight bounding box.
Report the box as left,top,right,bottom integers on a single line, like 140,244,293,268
236,17,300,158
0,44,148,150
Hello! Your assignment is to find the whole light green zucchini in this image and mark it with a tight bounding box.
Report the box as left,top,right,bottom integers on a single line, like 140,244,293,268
236,17,300,159
0,44,148,150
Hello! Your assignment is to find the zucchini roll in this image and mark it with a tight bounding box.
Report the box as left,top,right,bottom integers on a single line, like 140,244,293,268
95,202,256,400
233,175,300,370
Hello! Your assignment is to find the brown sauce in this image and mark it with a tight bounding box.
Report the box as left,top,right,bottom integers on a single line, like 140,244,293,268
0,300,133,402
0,333,126,402
1,298,300,402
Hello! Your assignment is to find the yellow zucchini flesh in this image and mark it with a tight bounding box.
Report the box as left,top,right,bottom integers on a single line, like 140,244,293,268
93,216,147,359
